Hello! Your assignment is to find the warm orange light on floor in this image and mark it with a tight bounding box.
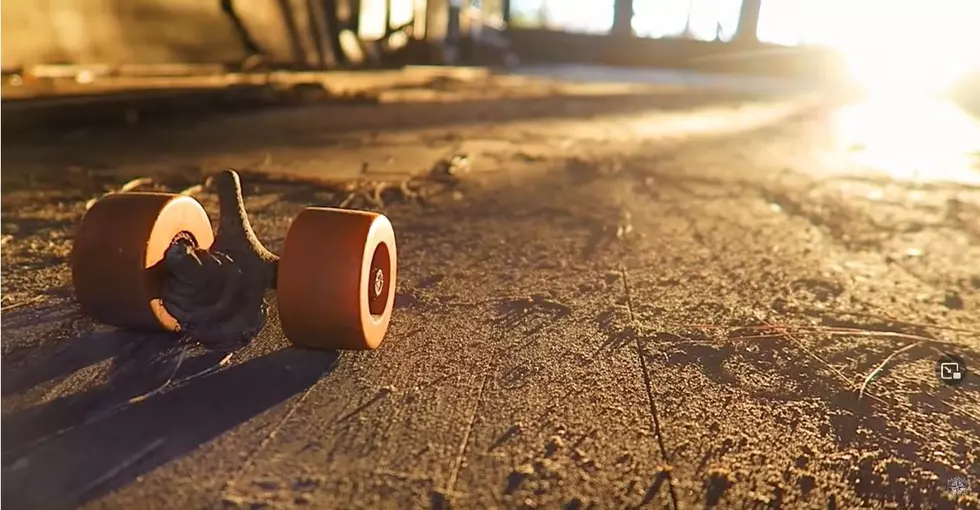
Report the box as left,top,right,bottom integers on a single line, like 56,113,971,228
832,96,980,185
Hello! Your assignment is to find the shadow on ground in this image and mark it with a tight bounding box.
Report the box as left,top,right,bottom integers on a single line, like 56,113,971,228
1,325,339,509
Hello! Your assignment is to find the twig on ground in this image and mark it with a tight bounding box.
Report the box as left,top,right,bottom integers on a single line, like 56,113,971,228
662,319,972,427
777,331,857,392
338,192,358,209
68,438,164,505
1,295,46,311
371,182,388,207
665,321,960,347
728,328,945,345
125,345,189,405
804,308,980,335
84,176,154,210
399,180,419,200
179,184,204,197
858,341,923,400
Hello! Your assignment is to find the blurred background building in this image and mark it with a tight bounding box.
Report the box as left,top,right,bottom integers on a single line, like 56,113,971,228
2,0,978,99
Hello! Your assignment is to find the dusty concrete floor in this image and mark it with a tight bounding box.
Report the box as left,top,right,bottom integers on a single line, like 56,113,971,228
2,68,979,509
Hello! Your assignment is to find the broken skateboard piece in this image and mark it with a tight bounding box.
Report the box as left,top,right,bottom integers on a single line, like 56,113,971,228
70,169,397,351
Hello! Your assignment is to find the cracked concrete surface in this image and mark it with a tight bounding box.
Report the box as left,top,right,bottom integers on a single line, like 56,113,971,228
2,67,979,509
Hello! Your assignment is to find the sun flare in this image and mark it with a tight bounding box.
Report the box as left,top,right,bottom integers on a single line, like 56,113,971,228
771,0,980,95
842,9,979,95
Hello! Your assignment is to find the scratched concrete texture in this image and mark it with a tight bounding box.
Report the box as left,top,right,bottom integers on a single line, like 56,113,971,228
2,67,979,509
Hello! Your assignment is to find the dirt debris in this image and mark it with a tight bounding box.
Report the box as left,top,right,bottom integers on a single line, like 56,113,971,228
429,154,472,182
545,436,565,457
3,75,980,509
705,467,735,506
944,291,965,310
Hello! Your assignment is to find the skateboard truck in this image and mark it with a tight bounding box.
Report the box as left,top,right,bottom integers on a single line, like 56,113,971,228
71,169,398,352
161,170,279,351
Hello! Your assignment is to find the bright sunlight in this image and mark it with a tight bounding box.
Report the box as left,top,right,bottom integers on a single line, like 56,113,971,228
514,0,980,95
758,0,980,95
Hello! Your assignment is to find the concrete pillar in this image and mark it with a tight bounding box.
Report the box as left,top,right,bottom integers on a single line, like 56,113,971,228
734,0,761,43
426,0,449,40
612,0,633,37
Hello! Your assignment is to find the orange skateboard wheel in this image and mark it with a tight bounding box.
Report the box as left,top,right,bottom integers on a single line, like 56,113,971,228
277,208,397,350
71,193,214,331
